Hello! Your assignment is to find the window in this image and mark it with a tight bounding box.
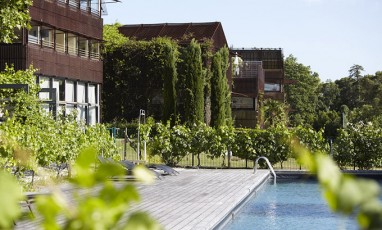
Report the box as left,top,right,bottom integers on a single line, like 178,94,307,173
232,97,254,109
88,84,97,104
55,30,66,53
77,82,86,121
90,0,100,15
77,82,86,103
68,0,79,8
68,33,78,56
65,80,75,102
39,77,51,100
79,38,89,58
264,83,281,92
41,26,54,48
28,25,40,44
90,41,100,60
88,106,97,125
53,79,65,101
80,0,88,11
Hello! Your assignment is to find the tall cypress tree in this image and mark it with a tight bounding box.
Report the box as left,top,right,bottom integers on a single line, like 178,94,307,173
161,40,177,125
210,51,226,127
178,39,204,125
219,47,232,126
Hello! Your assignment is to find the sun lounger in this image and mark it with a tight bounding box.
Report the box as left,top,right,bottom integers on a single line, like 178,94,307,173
97,156,161,179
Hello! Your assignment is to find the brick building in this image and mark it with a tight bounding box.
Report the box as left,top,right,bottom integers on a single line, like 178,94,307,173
0,0,116,124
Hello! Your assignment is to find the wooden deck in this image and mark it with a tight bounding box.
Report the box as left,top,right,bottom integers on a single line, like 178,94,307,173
16,169,270,230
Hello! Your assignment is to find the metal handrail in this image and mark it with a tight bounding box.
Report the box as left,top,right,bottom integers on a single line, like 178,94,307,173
254,156,276,183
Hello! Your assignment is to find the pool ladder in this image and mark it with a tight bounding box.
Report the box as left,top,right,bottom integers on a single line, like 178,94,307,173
254,156,276,183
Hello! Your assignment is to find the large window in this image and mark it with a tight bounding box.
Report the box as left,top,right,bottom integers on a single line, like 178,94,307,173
79,38,89,58
27,24,102,60
41,26,54,48
65,80,75,102
68,33,78,55
264,82,281,92
55,30,66,53
90,41,100,60
39,77,100,124
77,82,86,121
39,77,51,113
28,25,40,44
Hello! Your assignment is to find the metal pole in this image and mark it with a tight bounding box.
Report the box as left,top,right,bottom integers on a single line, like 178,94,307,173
123,128,127,160
141,109,146,161
138,109,146,161
137,113,140,161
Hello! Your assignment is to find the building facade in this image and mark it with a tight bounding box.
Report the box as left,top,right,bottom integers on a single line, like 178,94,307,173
230,48,285,128
0,0,110,124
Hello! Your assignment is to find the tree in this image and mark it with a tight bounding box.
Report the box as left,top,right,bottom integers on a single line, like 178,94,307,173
349,64,364,81
334,76,358,110
103,23,129,52
284,55,320,127
0,0,32,43
349,64,365,106
263,99,288,128
317,81,340,111
178,39,204,125
159,39,178,124
210,51,226,127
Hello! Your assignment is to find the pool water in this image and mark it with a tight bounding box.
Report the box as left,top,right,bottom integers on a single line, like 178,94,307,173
224,179,357,230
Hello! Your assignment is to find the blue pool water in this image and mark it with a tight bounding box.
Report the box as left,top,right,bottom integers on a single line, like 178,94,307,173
224,179,357,230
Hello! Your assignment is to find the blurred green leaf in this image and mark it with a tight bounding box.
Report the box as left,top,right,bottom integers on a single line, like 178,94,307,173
0,172,23,228
124,212,162,230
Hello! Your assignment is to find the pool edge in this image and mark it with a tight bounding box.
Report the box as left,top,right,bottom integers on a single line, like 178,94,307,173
211,172,271,230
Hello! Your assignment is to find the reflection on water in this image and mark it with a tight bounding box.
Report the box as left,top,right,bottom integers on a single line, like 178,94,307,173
225,179,358,230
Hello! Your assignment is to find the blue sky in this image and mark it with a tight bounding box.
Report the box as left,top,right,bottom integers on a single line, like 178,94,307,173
103,0,382,82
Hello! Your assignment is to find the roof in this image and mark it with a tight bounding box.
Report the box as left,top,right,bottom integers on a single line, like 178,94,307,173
118,22,228,49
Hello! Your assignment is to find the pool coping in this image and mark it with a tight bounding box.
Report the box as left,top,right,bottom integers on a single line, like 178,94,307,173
212,172,271,230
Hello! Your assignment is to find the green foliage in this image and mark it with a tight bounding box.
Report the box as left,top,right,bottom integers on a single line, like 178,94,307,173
208,126,234,164
231,128,257,161
263,99,288,128
34,148,161,230
0,0,32,43
103,23,129,52
210,49,230,127
0,171,24,228
158,38,178,124
0,67,117,175
284,55,320,126
177,39,204,125
296,146,382,230
102,37,178,123
150,122,191,166
333,122,382,170
188,122,214,166
292,126,328,153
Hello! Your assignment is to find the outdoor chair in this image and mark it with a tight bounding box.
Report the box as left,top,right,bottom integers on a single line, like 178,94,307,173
97,156,161,179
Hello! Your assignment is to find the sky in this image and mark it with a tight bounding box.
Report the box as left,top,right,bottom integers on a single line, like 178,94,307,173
103,0,382,82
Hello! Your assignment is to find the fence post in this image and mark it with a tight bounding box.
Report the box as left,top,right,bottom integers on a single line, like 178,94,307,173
227,148,231,169
123,128,127,160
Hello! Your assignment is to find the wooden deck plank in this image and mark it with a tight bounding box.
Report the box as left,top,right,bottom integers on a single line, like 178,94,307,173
130,169,270,230
15,169,270,230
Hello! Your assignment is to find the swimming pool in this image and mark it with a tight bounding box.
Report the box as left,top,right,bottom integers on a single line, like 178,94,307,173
224,178,357,230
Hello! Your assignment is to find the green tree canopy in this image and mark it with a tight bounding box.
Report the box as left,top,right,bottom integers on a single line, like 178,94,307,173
0,0,32,43
284,55,320,127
